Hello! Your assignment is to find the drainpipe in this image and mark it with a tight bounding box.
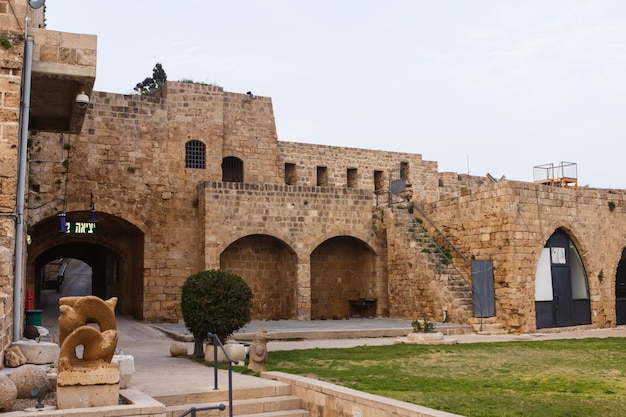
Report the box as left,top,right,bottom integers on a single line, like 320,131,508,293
13,29,33,342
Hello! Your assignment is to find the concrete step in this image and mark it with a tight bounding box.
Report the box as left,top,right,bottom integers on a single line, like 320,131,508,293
166,394,310,417
155,384,293,407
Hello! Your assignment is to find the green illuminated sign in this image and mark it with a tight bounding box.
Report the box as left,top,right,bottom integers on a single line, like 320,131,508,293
64,222,97,234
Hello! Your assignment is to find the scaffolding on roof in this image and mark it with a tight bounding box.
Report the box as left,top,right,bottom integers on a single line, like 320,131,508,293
533,162,578,190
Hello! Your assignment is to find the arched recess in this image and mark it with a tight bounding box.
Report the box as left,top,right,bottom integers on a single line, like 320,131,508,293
220,234,296,320
534,228,591,328
222,156,243,182
615,248,626,324
310,236,378,320
27,211,145,319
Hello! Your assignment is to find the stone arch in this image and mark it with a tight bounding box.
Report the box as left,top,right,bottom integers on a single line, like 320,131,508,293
27,211,145,319
534,227,591,329
310,235,379,320
220,234,297,320
615,247,626,324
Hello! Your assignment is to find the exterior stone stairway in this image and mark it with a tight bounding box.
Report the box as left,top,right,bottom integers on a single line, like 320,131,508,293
467,316,509,335
394,204,474,319
158,382,310,417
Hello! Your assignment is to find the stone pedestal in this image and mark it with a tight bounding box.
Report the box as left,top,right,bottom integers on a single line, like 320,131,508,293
57,364,119,409
57,383,120,409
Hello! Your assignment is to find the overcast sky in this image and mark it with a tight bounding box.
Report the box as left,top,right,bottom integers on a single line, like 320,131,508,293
45,1,626,188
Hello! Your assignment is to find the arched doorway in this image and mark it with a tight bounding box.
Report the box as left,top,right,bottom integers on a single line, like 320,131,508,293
222,156,243,182
28,212,145,319
535,229,591,328
615,248,626,324
310,236,377,320
220,234,296,320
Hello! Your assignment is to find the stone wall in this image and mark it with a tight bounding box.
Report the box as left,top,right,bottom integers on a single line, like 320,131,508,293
200,181,385,321
0,0,27,364
422,181,626,333
278,141,441,202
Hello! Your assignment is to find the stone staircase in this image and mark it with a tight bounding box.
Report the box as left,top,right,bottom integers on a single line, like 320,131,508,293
395,204,474,319
467,317,508,335
158,383,310,417
394,203,508,333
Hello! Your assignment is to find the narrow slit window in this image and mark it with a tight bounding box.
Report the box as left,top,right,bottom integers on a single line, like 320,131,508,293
317,166,328,186
347,168,357,188
285,163,297,185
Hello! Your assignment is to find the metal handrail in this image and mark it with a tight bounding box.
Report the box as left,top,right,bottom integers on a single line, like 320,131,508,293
391,197,473,298
178,404,225,417
178,333,237,417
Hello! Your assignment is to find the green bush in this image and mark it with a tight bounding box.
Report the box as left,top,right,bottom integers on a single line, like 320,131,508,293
181,269,253,357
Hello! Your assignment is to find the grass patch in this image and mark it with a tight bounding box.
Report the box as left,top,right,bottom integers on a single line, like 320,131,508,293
265,338,626,417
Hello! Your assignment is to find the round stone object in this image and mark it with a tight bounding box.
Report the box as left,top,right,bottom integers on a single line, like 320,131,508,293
0,375,17,411
9,364,49,399
170,342,188,357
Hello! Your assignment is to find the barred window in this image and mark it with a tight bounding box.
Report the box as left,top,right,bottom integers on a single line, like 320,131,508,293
185,140,206,169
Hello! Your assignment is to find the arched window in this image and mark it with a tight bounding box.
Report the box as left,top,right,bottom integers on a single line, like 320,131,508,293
222,156,243,182
185,140,206,169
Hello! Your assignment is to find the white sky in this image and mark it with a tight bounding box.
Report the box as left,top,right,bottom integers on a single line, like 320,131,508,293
45,1,626,188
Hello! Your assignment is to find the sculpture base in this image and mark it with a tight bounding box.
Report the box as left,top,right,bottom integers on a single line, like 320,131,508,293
57,383,120,409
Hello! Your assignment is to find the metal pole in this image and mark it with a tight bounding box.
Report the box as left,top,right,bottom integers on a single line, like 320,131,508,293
13,31,33,342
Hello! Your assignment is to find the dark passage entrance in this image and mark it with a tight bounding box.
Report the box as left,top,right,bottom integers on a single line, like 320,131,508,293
615,249,626,324
535,229,591,329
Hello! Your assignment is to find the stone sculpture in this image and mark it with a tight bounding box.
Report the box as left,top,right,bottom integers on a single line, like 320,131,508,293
247,328,268,372
56,295,120,409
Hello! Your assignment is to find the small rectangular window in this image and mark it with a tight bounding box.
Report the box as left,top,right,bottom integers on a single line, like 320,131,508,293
317,166,328,186
347,168,357,188
400,161,409,180
374,170,383,191
285,163,297,185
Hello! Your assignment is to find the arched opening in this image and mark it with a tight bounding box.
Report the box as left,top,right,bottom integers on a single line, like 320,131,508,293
28,212,144,319
220,234,296,320
535,228,591,328
222,156,243,182
615,248,626,324
310,236,377,320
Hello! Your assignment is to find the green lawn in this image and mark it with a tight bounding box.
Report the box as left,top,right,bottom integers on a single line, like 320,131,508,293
265,338,626,417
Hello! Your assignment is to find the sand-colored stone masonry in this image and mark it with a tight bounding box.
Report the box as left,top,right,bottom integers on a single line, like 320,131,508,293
0,0,27,365
421,181,626,333
279,141,441,201
200,181,386,321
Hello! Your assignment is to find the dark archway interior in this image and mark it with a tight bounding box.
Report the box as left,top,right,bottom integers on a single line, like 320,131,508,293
28,212,145,319
221,234,297,320
615,248,626,324
311,236,377,320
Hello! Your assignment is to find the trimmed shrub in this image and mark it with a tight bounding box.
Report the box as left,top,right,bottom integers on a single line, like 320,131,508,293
181,269,253,357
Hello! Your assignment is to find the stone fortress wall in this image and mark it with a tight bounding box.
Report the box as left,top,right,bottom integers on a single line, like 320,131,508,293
22,78,626,334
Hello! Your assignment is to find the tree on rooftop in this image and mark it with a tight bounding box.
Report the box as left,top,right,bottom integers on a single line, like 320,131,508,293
181,269,253,358
134,62,167,95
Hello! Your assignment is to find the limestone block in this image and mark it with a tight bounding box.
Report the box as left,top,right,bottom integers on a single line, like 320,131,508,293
4,345,26,368
9,364,49,398
170,342,188,357
111,354,134,389
0,375,17,411
57,383,120,409
57,363,119,386
12,340,59,365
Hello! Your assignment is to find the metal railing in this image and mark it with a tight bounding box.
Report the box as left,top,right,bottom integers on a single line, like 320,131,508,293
178,333,238,417
391,197,473,300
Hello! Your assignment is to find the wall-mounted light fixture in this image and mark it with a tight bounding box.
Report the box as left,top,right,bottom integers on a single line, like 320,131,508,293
57,211,67,233
89,192,97,222
76,85,89,108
